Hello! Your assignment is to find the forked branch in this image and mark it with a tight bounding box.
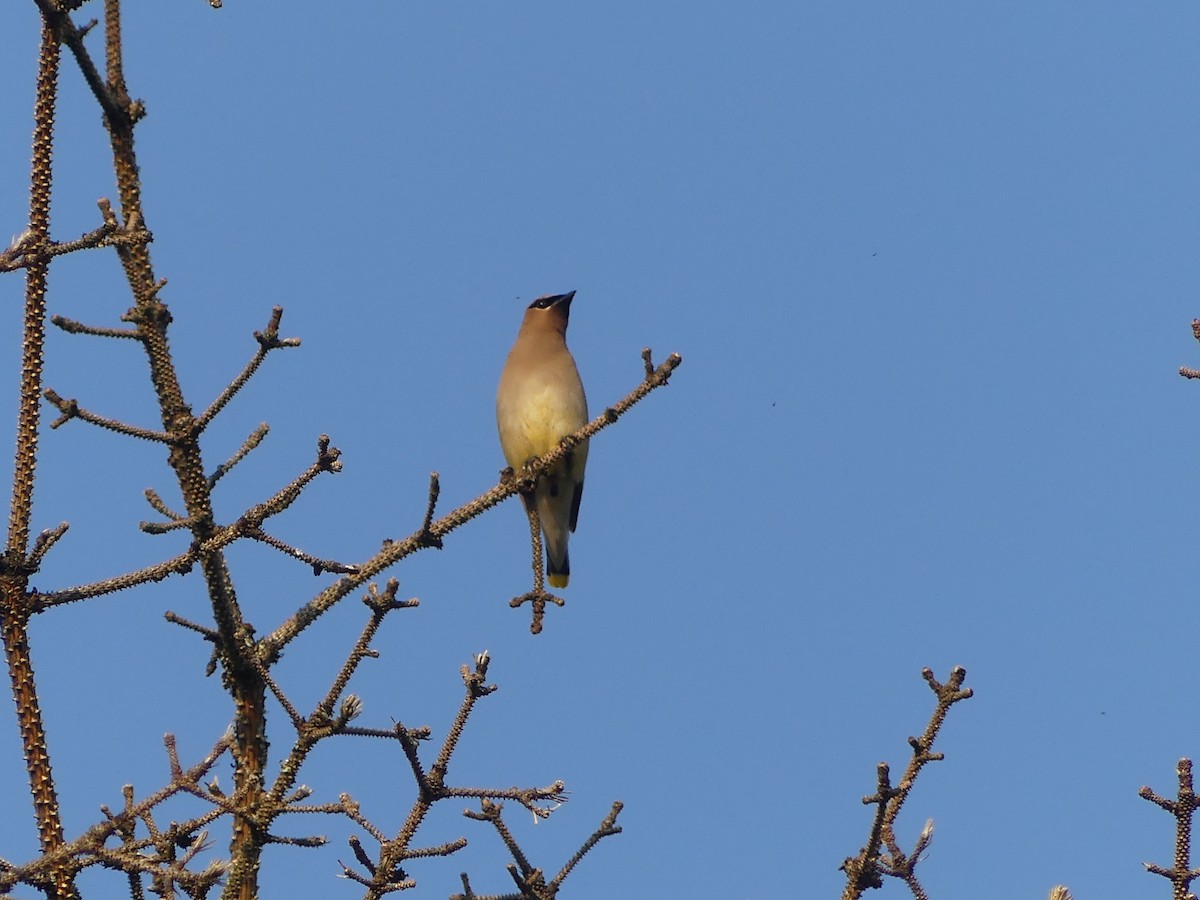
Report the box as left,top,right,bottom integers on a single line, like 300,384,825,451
329,652,619,898
840,666,972,900
1140,758,1200,898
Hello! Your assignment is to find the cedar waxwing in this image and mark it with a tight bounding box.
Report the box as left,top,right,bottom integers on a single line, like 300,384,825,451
496,291,589,588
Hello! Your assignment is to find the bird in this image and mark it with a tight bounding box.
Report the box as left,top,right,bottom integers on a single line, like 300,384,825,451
496,291,589,589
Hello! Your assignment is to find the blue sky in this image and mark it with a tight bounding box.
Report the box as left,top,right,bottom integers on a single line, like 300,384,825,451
2,3,1200,898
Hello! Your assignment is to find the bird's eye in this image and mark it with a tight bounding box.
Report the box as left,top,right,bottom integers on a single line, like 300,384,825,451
530,296,555,310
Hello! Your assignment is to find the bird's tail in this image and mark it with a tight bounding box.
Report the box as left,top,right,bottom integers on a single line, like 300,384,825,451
547,547,570,589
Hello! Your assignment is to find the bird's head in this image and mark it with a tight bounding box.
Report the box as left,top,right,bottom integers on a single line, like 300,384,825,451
523,291,576,334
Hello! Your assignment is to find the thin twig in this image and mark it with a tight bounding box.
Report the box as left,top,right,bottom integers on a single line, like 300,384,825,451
196,308,298,430
243,525,359,576
208,423,269,488
51,313,142,339
42,388,170,441
33,547,198,609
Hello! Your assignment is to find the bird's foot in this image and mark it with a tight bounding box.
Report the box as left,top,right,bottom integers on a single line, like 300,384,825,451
509,588,565,635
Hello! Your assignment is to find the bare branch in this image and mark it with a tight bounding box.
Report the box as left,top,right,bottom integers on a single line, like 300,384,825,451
0,221,150,275
34,547,197,609
144,487,184,521
841,667,972,899
196,307,299,430
1,19,78,898
243,525,359,576
264,349,683,654
551,801,623,888
0,732,232,895
28,522,69,568
32,0,132,128
51,314,141,339
36,434,346,610
1141,758,1200,896
417,472,443,548
43,387,170,441
208,423,269,488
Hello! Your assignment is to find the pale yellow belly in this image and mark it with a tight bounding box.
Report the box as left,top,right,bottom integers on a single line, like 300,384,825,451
497,385,586,469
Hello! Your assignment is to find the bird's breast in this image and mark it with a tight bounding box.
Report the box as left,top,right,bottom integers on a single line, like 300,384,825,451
496,378,588,470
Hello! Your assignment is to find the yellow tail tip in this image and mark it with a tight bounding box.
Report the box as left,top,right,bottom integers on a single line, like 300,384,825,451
548,573,569,589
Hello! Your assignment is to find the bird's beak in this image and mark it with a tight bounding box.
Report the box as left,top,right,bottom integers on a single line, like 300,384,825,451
553,291,576,309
